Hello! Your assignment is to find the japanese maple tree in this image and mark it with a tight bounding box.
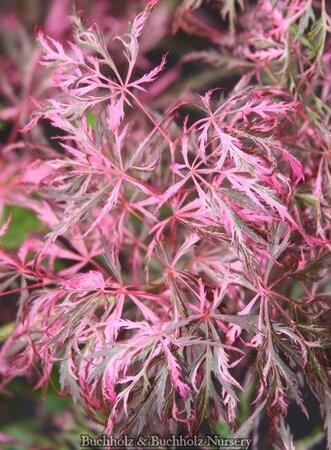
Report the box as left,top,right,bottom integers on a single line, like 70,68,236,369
0,1,330,448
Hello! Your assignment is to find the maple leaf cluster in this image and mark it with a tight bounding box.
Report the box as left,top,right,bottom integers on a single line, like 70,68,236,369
0,1,330,448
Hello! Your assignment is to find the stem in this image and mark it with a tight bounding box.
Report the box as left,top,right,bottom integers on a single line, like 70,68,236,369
0,281,50,298
126,89,173,146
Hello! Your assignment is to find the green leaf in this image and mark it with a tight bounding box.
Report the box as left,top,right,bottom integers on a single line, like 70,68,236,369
1,206,41,249
85,110,97,129
43,390,72,413
215,421,231,438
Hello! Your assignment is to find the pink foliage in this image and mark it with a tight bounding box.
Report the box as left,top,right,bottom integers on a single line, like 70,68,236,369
0,0,330,447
